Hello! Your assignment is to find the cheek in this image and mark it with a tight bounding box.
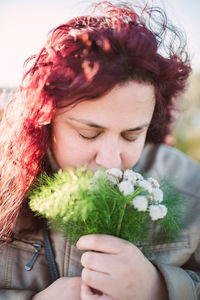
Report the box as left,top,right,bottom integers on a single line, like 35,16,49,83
123,137,146,169
51,127,94,169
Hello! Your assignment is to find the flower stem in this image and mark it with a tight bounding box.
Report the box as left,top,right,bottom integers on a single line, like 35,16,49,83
116,199,127,237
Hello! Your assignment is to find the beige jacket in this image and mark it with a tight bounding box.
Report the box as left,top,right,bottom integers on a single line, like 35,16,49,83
0,144,200,300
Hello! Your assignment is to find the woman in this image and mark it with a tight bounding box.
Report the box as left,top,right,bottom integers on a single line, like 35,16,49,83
0,1,199,299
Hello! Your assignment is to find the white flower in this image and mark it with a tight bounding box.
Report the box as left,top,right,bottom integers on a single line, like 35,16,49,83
123,170,137,182
132,196,148,212
149,204,168,220
134,172,144,181
147,177,160,188
106,175,117,185
151,188,163,203
90,169,105,189
159,205,168,218
118,181,134,196
135,180,153,193
106,168,123,178
93,169,105,180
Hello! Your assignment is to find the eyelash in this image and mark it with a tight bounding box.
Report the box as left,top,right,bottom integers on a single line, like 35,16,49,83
79,133,137,142
122,135,137,142
79,133,101,140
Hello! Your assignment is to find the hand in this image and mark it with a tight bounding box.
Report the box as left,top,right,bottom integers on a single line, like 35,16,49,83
31,276,82,300
77,235,168,300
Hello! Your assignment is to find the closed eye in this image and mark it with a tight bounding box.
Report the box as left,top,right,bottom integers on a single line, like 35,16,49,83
122,129,146,142
79,131,143,141
79,132,101,140
79,132,139,142
122,134,138,142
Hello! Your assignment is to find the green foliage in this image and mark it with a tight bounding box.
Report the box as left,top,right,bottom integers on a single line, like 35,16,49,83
28,168,184,248
150,181,185,245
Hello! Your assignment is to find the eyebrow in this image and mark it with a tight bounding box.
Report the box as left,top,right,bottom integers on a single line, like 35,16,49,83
68,117,150,131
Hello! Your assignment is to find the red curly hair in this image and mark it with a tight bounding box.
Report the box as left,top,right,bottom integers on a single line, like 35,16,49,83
0,1,191,241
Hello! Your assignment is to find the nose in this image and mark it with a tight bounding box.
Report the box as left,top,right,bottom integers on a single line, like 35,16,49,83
95,138,122,169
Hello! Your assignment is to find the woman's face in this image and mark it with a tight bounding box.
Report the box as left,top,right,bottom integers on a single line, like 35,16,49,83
51,80,155,172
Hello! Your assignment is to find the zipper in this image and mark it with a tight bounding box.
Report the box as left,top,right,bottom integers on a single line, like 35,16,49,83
24,242,42,271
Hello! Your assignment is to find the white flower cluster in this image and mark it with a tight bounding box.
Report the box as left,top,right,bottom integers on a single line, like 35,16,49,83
94,168,168,221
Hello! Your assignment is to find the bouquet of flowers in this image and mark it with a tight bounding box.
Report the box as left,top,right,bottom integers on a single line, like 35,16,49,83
28,167,183,248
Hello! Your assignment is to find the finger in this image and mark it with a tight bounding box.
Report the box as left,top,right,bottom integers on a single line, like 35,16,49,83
81,251,117,274
77,234,130,254
81,267,115,296
81,283,111,300
81,283,99,299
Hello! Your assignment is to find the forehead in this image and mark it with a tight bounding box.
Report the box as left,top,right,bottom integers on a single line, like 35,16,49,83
54,80,155,128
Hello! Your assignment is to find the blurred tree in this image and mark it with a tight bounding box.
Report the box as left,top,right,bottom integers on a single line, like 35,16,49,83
173,73,200,162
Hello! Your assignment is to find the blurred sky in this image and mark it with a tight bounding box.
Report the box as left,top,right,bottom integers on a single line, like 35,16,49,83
0,0,200,87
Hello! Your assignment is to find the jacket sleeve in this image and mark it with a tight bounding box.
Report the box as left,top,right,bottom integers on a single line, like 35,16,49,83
153,262,200,300
136,144,200,300
0,289,36,300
